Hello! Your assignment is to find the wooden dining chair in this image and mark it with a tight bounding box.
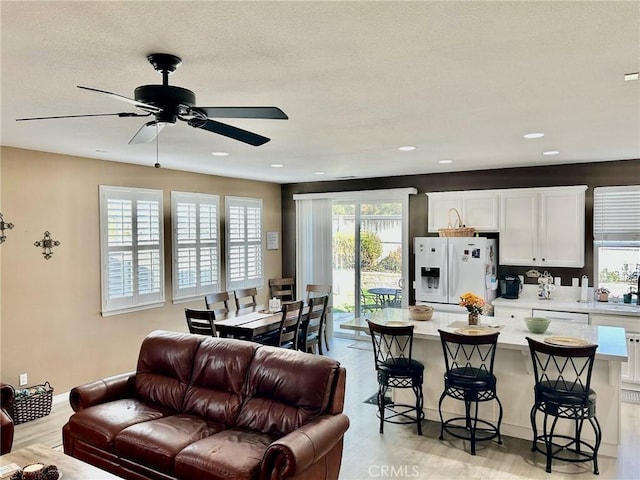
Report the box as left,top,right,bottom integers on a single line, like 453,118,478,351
234,287,258,310
184,308,217,336
271,300,304,349
306,284,332,351
204,292,230,314
269,277,295,302
299,294,329,354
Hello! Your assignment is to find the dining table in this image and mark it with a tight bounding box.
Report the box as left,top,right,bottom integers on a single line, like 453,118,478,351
214,305,283,340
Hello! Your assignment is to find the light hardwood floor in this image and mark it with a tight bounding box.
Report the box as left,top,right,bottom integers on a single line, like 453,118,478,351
10,336,640,479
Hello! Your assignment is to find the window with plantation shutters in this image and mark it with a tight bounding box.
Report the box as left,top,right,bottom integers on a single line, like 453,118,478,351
226,196,263,291
172,192,220,301
100,186,164,315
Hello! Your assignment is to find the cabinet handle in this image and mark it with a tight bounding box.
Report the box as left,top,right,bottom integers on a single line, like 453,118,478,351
542,258,546,261
532,258,536,261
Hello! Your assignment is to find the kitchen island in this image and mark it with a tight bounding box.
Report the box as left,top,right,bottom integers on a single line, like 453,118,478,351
341,308,628,457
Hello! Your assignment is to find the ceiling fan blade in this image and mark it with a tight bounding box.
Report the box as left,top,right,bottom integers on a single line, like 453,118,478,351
191,119,270,146
129,121,168,145
197,106,288,120
16,112,150,121
77,86,162,113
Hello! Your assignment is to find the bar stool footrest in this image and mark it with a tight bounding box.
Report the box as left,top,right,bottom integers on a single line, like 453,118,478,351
442,416,501,443
533,434,598,464
376,402,425,426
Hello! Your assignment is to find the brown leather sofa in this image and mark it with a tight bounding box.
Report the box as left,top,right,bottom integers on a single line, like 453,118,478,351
63,330,349,480
1,383,15,454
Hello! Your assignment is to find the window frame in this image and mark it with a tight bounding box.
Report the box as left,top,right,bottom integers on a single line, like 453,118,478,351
171,191,221,302
225,196,264,291
99,185,165,316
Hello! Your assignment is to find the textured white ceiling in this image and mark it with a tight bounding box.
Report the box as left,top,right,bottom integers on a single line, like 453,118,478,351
1,1,639,184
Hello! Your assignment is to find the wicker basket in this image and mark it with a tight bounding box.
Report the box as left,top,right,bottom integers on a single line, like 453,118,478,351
438,208,476,237
7,382,54,424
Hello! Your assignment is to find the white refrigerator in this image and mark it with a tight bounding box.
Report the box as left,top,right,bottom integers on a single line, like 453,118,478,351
414,237,498,310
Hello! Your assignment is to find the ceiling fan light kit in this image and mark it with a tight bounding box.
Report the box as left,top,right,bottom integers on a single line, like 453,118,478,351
17,53,288,147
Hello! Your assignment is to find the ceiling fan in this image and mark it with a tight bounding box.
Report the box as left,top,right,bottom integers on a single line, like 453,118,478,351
16,53,288,146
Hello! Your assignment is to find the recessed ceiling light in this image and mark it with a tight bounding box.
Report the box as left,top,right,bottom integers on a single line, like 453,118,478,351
438,159,454,164
523,133,544,139
314,171,326,175
624,72,639,81
270,163,284,168
211,152,229,156
542,150,560,156
398,146,416,151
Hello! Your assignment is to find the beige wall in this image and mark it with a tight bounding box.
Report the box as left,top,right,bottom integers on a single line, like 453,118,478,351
0,146,282,393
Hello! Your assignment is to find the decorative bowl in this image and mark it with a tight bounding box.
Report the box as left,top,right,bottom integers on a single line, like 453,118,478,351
408,305,434,321
524,317,551,334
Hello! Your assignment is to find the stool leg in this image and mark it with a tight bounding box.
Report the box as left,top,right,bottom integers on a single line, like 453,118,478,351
414,384,423,436
438,391,447,441
466,399,477,456
545,414,561,474
589,416,602,475
530,404,539,452
377,384,386,434
495,395,504,445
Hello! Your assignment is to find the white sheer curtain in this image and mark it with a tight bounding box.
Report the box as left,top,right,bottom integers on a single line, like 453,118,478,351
294,198,333,299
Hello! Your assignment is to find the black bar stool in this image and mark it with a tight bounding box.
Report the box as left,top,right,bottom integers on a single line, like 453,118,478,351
367,320,425,435
526,337,601,474
437,329,503,455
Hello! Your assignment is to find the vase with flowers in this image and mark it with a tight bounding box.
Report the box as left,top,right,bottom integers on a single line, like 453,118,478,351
459,292,486,326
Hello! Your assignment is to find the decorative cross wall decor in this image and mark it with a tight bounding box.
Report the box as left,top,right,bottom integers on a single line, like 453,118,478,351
0,212,14,244
34,231,61,260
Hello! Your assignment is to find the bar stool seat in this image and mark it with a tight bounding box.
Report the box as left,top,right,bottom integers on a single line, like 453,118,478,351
438,329,503,455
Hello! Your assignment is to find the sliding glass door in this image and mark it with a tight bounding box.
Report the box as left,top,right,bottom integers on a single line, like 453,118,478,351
333,201,403,336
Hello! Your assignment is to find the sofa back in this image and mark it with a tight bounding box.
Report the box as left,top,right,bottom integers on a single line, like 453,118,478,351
182,337,258,426
235,346,342,436
135,331,202,412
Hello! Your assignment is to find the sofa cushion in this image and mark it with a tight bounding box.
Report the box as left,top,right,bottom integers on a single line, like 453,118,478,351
114,414,224,476
182,337,258,425
67,399,170,451
174,428,277,480
236,347,340,436
135,330,203,411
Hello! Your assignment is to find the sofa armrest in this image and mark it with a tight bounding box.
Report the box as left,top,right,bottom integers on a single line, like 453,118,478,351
260,413,350,480
69,372,136,412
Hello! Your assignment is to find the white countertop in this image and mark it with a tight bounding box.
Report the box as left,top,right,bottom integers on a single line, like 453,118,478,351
491,285,640,318
360,309,628,361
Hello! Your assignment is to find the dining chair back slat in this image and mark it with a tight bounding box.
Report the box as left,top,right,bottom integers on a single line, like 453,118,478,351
275,300,304,349
234,288,258,310
269,278,295,302
184,308,217,336
204,292,230,314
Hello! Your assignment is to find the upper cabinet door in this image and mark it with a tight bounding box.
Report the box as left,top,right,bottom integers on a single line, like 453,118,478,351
499,191,538,265
538,187,586,267
462,193,500,231
427,195,463,233
427,191,499,233
499,186,586,267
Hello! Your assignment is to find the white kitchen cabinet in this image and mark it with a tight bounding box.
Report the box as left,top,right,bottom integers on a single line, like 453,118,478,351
499,186,586,267
427,191,499,233
590,313,640,389
493,305,531,323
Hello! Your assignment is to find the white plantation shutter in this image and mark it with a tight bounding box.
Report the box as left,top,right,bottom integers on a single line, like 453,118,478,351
594,186,640,241
172,192,220,300
100,186,164,315
226,197,263,290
